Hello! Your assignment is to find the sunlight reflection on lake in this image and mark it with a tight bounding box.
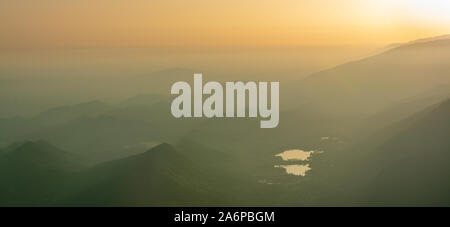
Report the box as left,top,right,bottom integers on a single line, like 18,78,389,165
274,164,311,176
274,149,323,176
275,149,317,161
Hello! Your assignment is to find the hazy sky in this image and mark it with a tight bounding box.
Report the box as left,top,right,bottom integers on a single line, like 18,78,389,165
1,0,450,48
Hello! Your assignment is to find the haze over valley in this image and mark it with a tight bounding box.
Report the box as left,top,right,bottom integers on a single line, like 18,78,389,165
1,34,450,206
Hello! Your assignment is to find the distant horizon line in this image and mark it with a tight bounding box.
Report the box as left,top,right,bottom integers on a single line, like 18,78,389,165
2,33,449,52
0,44,395,53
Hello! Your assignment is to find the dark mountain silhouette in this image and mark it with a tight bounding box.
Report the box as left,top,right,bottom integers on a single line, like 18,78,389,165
338,98,450,205
0,141,22,156
0,99,196,164
65,143,226,206
0,140,250,206
0,141,82,205
366,98,450,205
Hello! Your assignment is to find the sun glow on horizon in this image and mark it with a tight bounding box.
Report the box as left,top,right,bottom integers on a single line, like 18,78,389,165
402,0,450,24
0,0,449,48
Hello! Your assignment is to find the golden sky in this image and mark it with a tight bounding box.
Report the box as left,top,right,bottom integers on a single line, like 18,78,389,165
1,0,449,48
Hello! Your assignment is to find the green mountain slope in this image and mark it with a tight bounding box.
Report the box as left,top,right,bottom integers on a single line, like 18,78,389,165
366,99,450,205
337,99,450,205
65,143,228,206
0,141,82,205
